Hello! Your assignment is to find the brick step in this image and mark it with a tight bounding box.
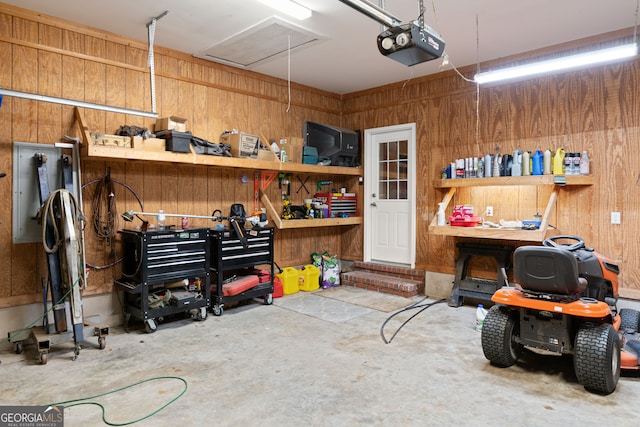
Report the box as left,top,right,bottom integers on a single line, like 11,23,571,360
351,261,425,295
341,270,421,298
353,261,424,281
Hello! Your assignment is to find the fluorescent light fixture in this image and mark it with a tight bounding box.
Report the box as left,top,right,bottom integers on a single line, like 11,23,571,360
257,0,312,20
474,43,638,84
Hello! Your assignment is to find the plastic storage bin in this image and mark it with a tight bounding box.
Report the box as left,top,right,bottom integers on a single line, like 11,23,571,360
276,266,300,295
156,130,192,153
299,264,320,291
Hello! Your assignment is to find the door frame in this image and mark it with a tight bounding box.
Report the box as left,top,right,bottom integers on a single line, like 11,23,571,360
363,123,417,268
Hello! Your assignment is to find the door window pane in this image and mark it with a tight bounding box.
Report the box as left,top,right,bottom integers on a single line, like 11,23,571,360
378,140,408,200
379,182,387,199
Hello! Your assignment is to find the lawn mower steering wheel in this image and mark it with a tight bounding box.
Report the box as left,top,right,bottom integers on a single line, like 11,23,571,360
542,235,585,251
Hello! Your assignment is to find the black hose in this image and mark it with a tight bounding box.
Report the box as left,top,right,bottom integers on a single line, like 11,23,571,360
380,298,446,344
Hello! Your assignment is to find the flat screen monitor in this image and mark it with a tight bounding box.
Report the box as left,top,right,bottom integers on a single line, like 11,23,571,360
303,121,359,167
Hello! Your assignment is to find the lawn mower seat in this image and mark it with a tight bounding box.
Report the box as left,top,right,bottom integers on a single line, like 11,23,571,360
514,246,588,296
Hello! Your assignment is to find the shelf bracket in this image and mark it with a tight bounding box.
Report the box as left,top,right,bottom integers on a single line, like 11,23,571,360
428,187,456,229
74,107,93,146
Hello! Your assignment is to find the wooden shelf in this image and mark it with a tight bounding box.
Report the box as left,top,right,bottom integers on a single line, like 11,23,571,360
76,108,363,230
433,174,593,188
274,217,363,229
84,144,363,176
429,224,547,242
260,190,361,229
428,174,593,242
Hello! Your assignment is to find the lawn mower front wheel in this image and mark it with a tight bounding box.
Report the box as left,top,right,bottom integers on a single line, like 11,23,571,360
481,305,523,367
574,323,621,395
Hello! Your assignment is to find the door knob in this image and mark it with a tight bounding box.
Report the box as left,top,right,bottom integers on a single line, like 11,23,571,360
370,202,377,207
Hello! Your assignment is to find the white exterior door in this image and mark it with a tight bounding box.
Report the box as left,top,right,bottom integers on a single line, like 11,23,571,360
364,123,416,267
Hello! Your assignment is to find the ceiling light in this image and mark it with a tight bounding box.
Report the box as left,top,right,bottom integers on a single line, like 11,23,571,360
474,43,638,84
257,0,312,20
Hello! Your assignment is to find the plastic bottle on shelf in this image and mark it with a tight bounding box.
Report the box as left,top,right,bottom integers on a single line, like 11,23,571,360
564,152,573,175
476,304,487,332
271,142,280,160
532,150,543,175
522,151,530,176
157,209,166,231
437,202,446,226
543,149,552,174
484,154,493,177
512,150,522,176
280,146,288,163
579,151,590,175
573,152,581,175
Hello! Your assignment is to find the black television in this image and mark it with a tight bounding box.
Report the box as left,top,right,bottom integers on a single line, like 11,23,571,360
303,121,359,167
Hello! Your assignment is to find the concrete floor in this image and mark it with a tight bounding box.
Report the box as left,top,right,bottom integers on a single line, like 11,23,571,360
2,286,640,427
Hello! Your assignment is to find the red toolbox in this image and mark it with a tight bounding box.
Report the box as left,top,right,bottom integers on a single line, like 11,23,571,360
222,275,260,296
314,192,358,217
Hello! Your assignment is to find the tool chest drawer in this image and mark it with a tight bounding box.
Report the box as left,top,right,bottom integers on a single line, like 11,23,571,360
210,227,274,269
120,228,209,285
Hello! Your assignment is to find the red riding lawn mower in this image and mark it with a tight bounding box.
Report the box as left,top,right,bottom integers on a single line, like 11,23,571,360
481,235,640,394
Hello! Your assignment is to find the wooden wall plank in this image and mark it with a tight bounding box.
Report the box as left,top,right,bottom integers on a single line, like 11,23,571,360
4,4,639,306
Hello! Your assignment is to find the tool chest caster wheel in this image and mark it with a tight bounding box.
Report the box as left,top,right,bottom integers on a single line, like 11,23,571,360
212,304,223,316
195,307,208,321
98,337,106,349
264,293,273,305
39,352,48,365
14,342,23,355
144,319,158,333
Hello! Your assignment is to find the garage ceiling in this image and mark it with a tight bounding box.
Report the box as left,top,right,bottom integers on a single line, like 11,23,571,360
2,0,638,94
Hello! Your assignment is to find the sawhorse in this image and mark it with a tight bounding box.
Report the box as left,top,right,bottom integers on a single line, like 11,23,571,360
448,242,514,307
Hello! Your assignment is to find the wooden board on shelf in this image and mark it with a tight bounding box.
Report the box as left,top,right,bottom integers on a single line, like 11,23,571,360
428,224,548,242
433,175,593,188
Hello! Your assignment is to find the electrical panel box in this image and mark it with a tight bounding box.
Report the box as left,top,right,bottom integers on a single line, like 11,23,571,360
12,142,62,244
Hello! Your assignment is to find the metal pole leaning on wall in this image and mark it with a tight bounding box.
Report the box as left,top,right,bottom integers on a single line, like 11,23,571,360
0,88,158,118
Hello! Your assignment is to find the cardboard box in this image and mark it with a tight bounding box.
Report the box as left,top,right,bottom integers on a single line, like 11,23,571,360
91,133,131,148
257,147,278,161
278,136,304,163
132,136,166,152
155,116,187,133
278,139,302,163
221,132,260,158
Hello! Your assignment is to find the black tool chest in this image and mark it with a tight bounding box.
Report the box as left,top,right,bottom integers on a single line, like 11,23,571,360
209,226,274,316
115,228,210,332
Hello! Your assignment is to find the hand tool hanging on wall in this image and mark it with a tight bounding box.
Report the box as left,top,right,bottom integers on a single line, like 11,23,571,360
296,175,310,194
317,180,333,192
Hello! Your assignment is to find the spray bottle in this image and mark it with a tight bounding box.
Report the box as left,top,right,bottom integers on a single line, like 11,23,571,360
437,202,446,226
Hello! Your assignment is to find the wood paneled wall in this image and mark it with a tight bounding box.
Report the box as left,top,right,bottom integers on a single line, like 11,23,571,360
342,29,640,298
0,4,356,308
1,3,639,308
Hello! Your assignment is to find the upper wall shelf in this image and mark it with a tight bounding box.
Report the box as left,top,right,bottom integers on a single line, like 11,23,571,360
433,175,593,188
83,143,363,176
75,107,362,177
